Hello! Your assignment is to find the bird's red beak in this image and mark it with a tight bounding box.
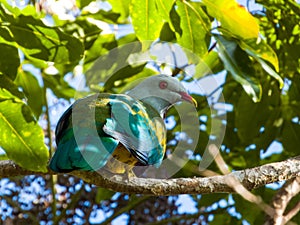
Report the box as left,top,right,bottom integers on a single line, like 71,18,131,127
180,92,197,107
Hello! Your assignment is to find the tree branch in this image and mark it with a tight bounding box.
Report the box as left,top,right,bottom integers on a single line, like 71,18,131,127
265,177,300,225
0,156,299,196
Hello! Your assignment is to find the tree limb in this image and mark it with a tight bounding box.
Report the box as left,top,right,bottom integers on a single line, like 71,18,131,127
0,156,299,196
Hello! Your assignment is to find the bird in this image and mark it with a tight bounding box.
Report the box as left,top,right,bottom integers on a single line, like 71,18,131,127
49,74,197,177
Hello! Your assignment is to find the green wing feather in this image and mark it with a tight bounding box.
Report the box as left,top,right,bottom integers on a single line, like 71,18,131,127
104,94,166,167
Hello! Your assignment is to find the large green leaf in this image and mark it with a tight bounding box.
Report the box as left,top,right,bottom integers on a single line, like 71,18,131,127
0,44,20,80
0,4,84,66
156,0,175,24
0,88,49,172
130,0,164,40
216,35,262,102
15,70,44,118
175,1,210,57
203,0,259,39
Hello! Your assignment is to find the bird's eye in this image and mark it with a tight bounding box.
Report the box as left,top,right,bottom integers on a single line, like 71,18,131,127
159,81,168,89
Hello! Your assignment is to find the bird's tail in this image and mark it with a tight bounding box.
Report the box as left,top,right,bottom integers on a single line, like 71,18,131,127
49,130,118,172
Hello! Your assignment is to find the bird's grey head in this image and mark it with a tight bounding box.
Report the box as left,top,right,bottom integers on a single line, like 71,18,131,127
127,74,196,116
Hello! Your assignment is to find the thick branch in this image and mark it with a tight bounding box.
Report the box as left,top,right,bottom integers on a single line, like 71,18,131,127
0,156,299,195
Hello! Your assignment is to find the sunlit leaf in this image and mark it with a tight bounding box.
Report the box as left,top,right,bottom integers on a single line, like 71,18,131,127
76,0,93,9
175,1,210,57
130,0,164,40
108,0,131,22
239,39,283,89
240,39,279,72
82,10,121,24
156,0,175,23
203,0,259,39
0,88,49,172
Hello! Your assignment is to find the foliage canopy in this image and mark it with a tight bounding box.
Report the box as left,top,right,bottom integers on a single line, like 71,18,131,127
0,0,299,224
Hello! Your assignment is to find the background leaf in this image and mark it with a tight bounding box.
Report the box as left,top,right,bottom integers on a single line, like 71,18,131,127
216,35,262,102
0,89,49,172
0,44,20,80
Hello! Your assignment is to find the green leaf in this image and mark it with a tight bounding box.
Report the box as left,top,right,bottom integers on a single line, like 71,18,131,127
216,35,262,102
0,75,24,99
240,39,283,88
159,22,176,42
175,1,210,57
82,10,121,24
240,39,279,72
235,80,280,143
281,121,300,156
194,51,223,78
0,44,20,80
156,0,175,23
15,70,44,118
0,88,49,172
108,0,131,22
130,0,164,40
76,0,93,9
83,34,117,72
233,195,262,224
0,5,84,65
103,64,147,91
203,0,259,39
62,18,102,50
85,41,142,87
